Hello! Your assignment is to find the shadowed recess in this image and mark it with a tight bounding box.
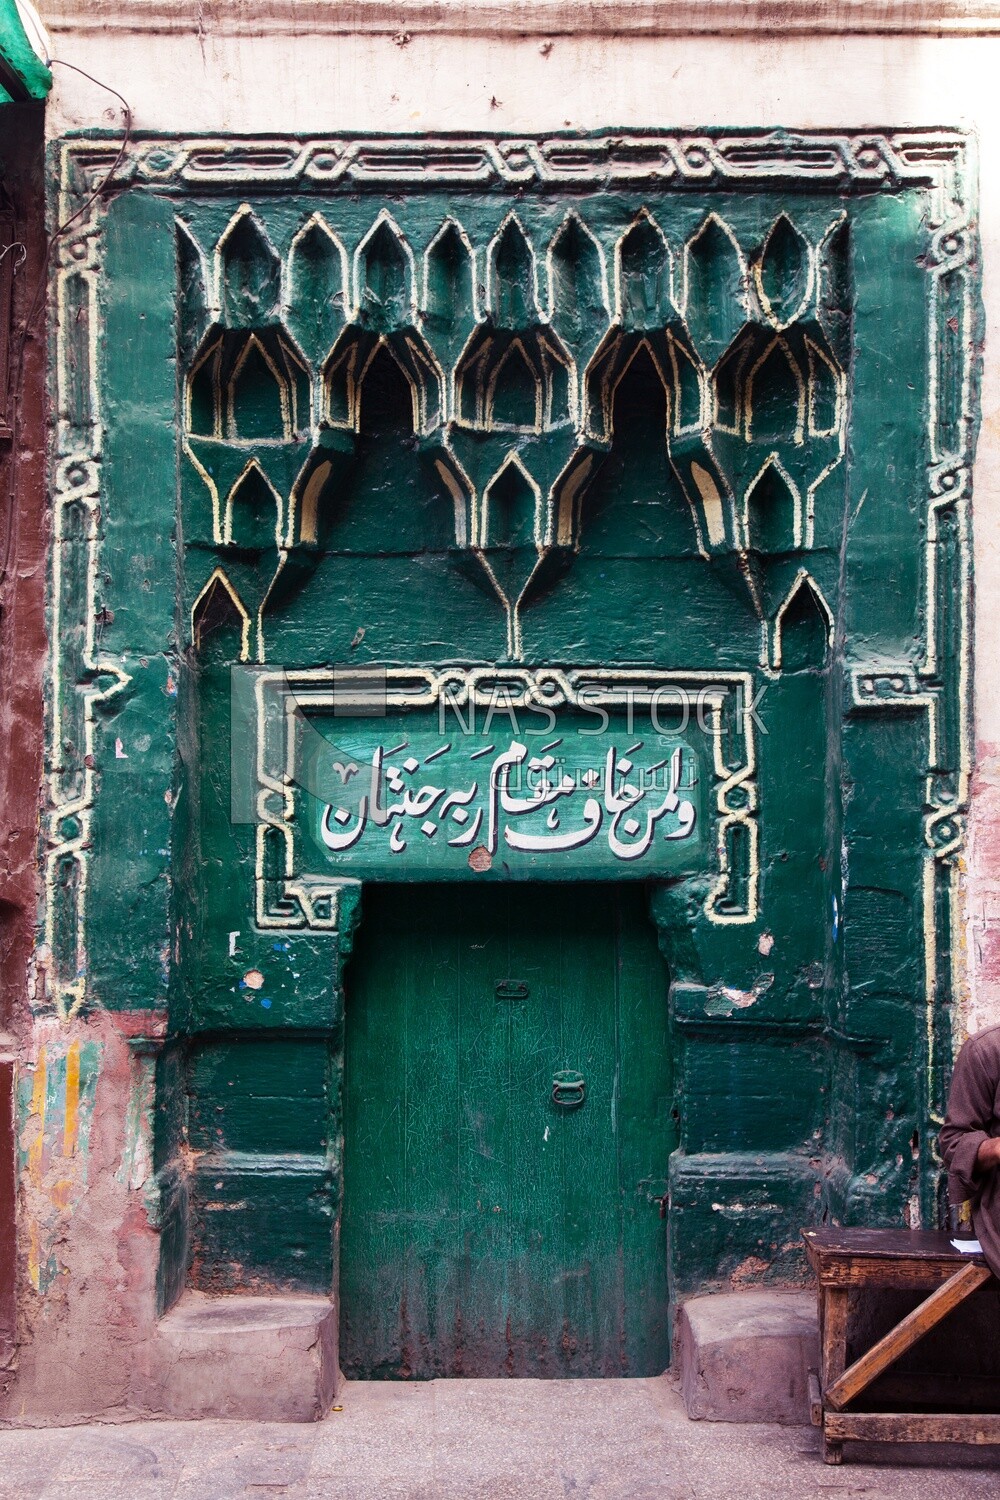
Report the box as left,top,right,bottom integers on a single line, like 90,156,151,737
550,215,606,346
359,344,414,438
177,226,209,366
808,337,841,435
671,335,702,431
485,460,537,550
289,220,345,362
425,222,475,339
492,219,535,329
188,342,219,437
819,218,852,362
228,339,286,441
748,340,804,444
779,577,830,671
747,461,796,555
307,344,452,554
360,220,410,332
489,341,540,430
581,344,698,557
757,215,811,326
227,464,280,552
192,575,246,660
713,329,752,433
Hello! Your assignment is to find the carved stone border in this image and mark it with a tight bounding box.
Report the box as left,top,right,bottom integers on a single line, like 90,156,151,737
46,129,977,1103
41,0,1000,38
58,131,972,213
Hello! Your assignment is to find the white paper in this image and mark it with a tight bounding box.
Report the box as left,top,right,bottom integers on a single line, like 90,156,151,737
950,1237,984,1254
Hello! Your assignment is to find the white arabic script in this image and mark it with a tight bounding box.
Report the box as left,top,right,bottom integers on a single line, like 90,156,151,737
319,740,696,861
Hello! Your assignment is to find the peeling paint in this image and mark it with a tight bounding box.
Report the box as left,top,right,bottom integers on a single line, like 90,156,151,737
703,973,774,1017
117,1054,157,1194
711,1200,781,1217
729,1255,772,1289
17,1040,103,1292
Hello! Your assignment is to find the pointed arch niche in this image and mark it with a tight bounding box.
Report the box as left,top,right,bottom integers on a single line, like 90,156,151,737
117,137,977,1365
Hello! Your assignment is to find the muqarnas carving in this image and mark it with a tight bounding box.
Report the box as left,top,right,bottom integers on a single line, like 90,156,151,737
180,202,849,666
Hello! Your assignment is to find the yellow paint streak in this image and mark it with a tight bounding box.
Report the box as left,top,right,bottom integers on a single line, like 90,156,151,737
64,1040,80,1157
50,1177,74,1210
27,1050,46,1180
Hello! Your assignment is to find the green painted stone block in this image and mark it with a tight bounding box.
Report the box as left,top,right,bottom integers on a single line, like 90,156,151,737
187,1036,330,1155
189,1163,335,1294
669,1152,820,1293
681,1037,826,1155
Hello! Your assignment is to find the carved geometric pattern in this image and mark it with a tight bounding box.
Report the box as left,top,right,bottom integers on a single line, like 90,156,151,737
56,133,976,203
48,131,975,1075
178,192,850,662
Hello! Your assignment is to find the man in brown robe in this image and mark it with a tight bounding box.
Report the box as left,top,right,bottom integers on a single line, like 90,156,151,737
940,1022,1000,1277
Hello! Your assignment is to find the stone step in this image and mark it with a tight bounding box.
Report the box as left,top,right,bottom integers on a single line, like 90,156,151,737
678,1289,818,1424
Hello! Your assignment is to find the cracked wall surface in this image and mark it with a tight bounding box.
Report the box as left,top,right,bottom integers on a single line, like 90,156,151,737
0,3,998,1420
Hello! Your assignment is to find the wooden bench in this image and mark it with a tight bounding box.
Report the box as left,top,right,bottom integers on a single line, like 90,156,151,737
803,1226,998,1463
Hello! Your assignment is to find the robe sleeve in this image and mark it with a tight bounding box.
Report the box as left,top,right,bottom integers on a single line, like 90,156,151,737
939,1038,996,1201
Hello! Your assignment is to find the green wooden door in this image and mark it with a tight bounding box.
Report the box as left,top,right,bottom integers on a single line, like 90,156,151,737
339,881,673,1378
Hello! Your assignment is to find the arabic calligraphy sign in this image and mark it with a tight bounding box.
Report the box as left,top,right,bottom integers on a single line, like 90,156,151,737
297,717,701,878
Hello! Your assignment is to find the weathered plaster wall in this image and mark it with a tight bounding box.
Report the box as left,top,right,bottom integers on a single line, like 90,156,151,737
11,1011,164,1421
0,101,47,1384
2,0,996,1420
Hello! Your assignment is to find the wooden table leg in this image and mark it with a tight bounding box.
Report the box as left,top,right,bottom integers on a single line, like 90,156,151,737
821,1287,849,1465
825,1261,993,1413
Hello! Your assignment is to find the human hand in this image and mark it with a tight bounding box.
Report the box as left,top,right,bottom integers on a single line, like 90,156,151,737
976,1137,1000,1171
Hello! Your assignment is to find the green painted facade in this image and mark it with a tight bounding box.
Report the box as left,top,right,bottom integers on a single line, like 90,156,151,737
44,131,979,1374
0,0,50,103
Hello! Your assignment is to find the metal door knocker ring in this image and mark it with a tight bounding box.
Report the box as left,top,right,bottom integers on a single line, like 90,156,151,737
551,1070,586,1108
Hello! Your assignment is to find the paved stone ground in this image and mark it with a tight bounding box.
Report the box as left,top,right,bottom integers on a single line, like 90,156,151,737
0,1377,998,1499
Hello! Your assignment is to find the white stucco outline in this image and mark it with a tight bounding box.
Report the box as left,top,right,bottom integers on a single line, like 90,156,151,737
46,128,976,1084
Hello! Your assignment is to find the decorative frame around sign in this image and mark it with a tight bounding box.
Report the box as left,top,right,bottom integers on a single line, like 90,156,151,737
250,664,759,931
